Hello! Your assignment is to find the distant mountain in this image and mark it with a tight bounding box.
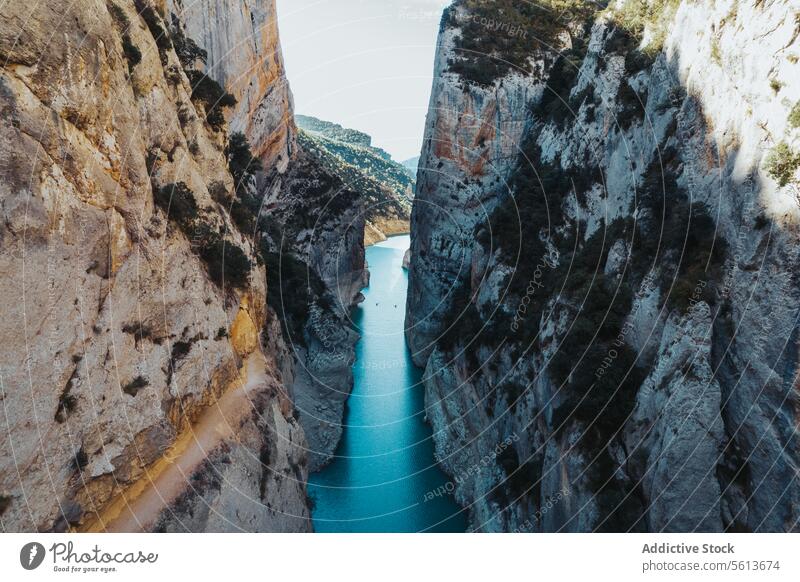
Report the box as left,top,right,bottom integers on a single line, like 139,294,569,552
401,156,420,179
295,115,373,149
295,115,413,244
296,115,414,197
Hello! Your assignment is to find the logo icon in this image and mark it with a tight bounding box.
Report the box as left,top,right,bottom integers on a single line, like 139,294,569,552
20,542,46,570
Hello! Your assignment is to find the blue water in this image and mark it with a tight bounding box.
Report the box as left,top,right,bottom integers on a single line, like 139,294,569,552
307,235,467,532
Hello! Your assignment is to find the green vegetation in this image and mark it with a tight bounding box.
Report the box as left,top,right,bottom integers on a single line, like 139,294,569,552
615,79,647,131
440,130,727,530
169,13,207,69
133,0,172,64
122,321,157,344
609,0,681,55
632,152,727,312
122,376,149,397
154,182,199,229
154,183,252,289
296,131,409,225
710,37,722,65
127,2,234,129
536,38,592,127
227,132,263,188
296,115,414,206
788,101,800,128
262,245,329,346
72,447,89,472
185,70,237,131
0,495,10,517
295,115,372,147
55,376,78,424
764,142,800,187
196,225,252,289
224,132,264,233
444,0,598,86
107,2,141,72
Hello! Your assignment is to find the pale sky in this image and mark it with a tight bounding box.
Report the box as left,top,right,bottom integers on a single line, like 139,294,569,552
277,0,450,162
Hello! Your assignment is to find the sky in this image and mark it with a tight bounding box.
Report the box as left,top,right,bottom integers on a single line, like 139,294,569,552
277,0,450,162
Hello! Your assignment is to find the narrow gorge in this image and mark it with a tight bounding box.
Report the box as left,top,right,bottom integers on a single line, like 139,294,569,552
1,0,799,535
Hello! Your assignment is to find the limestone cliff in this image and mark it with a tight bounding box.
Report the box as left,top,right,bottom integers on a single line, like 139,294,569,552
407,0,800,532
167,0,295,172
169,0,369,480
0,0,311,532
295,116,413,246
259,145,368,472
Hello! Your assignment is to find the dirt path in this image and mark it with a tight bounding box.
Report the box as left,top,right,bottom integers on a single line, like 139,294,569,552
89,355,267,532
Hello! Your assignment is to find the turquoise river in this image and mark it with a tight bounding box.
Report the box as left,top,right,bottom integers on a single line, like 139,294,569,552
307,235,467,532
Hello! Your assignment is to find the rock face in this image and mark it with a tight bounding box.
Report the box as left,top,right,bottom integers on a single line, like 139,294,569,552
260,146,368,472
296,115,413,246
407,0,800,532
406,5,546,366
0,0,317,532
168,0,295,172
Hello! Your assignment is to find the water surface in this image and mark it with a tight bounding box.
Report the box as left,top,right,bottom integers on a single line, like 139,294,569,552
307,235,467,532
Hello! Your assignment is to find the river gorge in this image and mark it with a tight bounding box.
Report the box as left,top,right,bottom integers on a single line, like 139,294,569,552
308,236,466,532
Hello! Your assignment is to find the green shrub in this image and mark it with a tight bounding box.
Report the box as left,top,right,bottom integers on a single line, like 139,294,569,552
154,184,252,289
788,102,800,129
55,382,77,424
121,321,154,344
185,70,236,131
764,142,800,187
537,39,590,127
446,0,598,86
122,376,149,397
262,246,329,346
121,36,142,71
603,25,655,74
154,182,199,229
108,3,141,72
227,132,263,189
225,133,263,233
710,38,722,65
616,80,646,131
107,1,129,28
753,214,770,230
72,447,89,471
133,0,172,64
610,0,681,55
197,228,252,289
630,153,727,312
169,13,207,69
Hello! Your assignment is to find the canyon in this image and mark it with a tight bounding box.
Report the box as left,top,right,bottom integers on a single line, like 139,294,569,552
1,0,799,534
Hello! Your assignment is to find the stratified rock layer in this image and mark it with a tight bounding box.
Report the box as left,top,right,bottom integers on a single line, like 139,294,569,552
407,0,800,532
0,0,311,532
